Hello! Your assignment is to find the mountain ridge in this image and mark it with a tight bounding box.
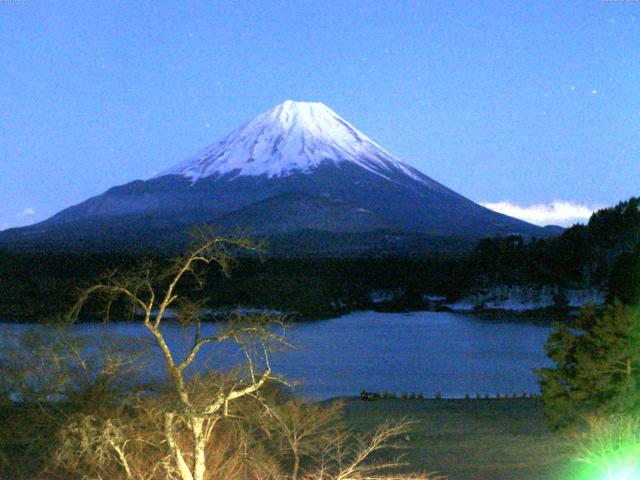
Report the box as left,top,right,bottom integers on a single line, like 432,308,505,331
0,101,556,255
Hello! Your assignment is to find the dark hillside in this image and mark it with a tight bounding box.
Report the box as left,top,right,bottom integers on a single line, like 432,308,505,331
1,197,637,322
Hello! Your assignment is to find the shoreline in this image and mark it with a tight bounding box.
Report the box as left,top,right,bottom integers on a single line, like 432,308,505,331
0,303,579,324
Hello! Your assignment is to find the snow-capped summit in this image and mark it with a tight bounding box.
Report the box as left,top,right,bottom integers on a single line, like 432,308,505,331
158,100,425,184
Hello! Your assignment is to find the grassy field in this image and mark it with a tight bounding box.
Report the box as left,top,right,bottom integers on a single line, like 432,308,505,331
1,398,579,479
336,397,576,480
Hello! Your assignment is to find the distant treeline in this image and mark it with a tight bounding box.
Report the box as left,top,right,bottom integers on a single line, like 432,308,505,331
1,197,638,321
468,197,640,301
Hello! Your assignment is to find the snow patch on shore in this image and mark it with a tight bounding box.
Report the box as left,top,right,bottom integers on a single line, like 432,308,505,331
445,285,604,312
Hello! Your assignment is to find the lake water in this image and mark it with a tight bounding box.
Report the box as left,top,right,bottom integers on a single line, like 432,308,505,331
0,311,556,400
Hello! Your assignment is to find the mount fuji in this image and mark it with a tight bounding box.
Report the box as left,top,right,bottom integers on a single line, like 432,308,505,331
0,101,554,255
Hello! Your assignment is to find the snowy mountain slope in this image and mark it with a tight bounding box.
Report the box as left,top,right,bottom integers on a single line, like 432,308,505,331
0,101,555,254
157,100,440,189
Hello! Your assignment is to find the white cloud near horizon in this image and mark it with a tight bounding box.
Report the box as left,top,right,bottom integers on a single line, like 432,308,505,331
480,201,596,227
0,207,38,232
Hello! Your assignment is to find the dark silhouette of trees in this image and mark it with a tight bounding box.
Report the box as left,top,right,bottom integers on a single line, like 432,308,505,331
608,241,640,306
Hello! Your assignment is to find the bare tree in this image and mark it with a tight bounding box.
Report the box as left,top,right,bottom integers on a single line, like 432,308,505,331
10,231,445,480
314,419,412,480
0,327,149,407
0,326,153,479
67,232,287,480
250,395,430,480
255,398,343,480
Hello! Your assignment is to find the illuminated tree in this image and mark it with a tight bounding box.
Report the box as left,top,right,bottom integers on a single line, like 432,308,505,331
68,232,286,480
63,232,414,480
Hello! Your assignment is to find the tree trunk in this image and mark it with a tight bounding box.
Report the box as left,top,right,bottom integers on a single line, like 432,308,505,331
165,412,194,480
291,446,300,480
109,441,133,480
192,417,207,480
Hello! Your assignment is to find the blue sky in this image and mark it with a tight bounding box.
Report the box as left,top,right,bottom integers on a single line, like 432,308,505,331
1,0,638,229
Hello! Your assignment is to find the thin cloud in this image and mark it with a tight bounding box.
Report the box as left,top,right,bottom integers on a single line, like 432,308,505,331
480,201,596,227
2,207,39,230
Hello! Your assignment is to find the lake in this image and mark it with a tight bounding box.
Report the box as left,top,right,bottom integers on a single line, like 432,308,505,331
0,311,556,400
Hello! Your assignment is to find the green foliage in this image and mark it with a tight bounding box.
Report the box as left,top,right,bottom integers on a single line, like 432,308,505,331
608,241,640,306
536,302,640,431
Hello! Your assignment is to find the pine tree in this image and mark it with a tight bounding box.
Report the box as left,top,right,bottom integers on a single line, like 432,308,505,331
536,302,640,430
608,241,640,306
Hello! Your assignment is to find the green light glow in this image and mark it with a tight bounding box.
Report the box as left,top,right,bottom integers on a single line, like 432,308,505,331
568,415,640,480
604,466,640,480
571,446,640,480
598,460,640,480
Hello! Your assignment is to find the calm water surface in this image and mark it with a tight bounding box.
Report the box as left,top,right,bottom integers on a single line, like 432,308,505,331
1,311,555,399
